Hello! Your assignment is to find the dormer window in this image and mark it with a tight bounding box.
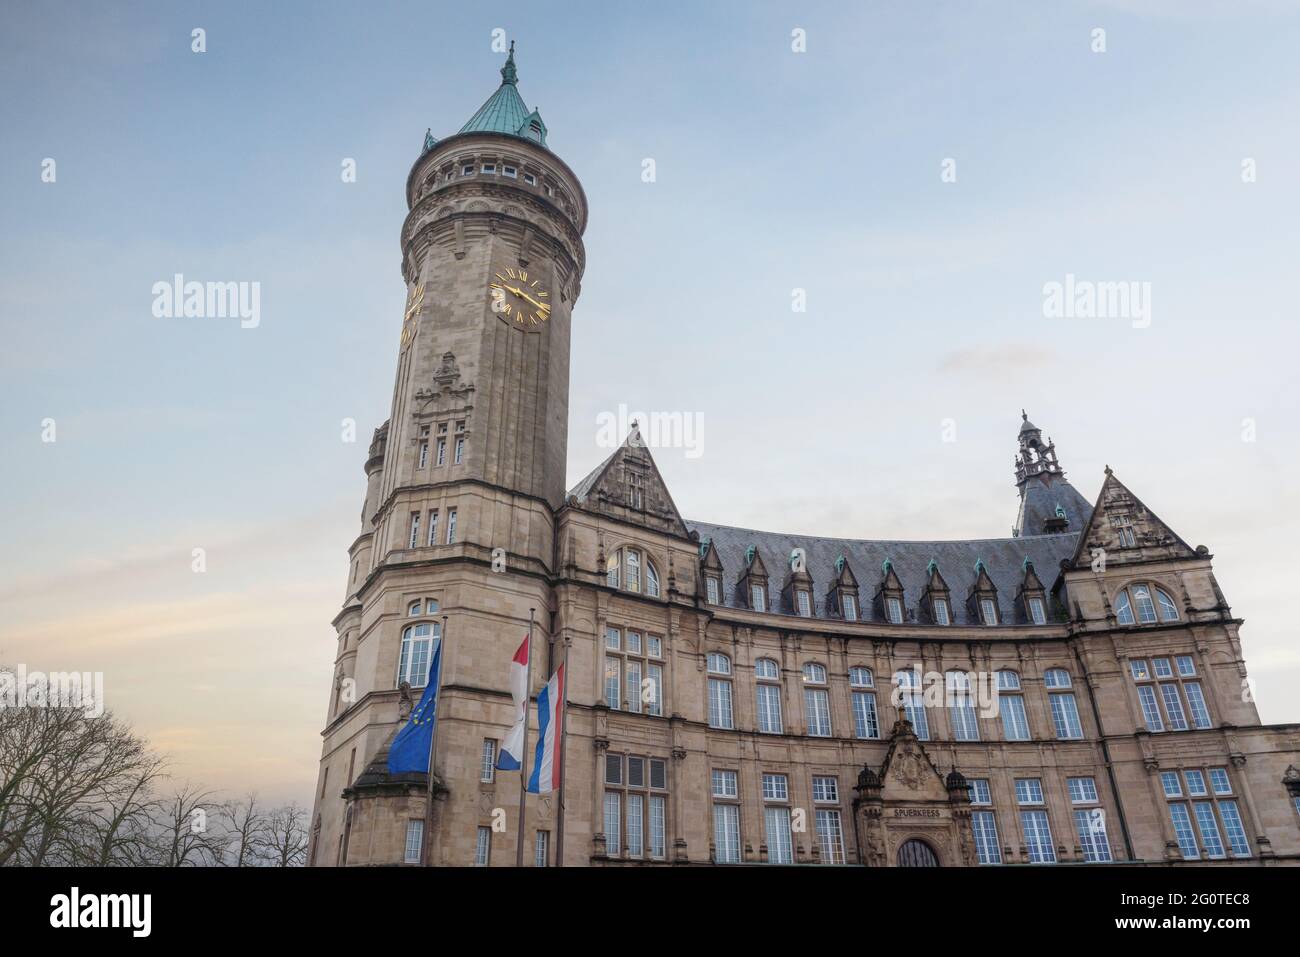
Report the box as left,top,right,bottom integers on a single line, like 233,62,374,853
529,122,543,140
1028,596,1046,625
933,599,950,625
842,593,858,621
980,598,998,626
706,576,720,605
751,583,767,613
796,590,812,618
886,597,903,624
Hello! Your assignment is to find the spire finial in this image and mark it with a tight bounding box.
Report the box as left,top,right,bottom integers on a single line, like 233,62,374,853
501,40,518,85
1021,409,1027,421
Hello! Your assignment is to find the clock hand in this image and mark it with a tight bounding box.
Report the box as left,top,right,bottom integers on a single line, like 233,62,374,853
507,286,550,312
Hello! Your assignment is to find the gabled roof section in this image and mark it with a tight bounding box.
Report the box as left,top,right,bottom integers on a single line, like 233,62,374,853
457,43,549,148
565,428,689,538
686,520,1078,624
1070,469,1198,569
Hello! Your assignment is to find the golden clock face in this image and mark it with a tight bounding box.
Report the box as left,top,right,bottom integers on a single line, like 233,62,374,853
489,267,551,326
399,283,425,351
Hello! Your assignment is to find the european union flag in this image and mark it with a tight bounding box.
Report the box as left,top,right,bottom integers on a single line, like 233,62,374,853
387,639,442,774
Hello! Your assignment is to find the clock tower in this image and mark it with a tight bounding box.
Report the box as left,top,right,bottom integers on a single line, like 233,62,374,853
311,45,587,866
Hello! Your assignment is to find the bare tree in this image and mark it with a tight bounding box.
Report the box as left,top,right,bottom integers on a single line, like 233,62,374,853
263,803,309,867
216,793,268,867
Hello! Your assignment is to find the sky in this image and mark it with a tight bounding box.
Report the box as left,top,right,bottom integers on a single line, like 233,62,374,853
2,0,1299,807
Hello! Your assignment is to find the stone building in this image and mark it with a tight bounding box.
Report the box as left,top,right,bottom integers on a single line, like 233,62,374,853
309,48,1300,867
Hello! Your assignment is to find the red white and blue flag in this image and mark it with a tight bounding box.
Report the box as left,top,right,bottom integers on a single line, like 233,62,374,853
496,636,529,771
526,663,565,794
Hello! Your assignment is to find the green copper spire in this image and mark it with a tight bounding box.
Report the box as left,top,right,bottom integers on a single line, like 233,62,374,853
456,41,548,147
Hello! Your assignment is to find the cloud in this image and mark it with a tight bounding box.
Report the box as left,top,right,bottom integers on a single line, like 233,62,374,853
938,343,1060,377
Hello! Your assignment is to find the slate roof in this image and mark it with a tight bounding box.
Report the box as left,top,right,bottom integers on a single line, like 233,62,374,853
1015,475,1094,538
685,519,1079,626
456,44,549,148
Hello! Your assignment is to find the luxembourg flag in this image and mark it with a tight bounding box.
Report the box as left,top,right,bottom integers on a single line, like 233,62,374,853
526,663,565,794
496,636,529,771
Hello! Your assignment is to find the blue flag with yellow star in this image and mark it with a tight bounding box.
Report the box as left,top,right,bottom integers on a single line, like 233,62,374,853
387,640,443,774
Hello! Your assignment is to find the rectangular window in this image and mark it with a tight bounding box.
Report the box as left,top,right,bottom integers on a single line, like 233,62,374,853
708,678,734,729
713,804,740,864
1015,778,1044,805
480,739,496,783
1020,810,1055,863
972,811,1001,864
764,807,793,864
887,596,903,623
1169,803,1199,858
796,590,811,617
534,830,549,867
852,691,879,739
933,598,950,625
1028,596,1046,624
761,773,789,802
711,769,738,798
603,792,621,855
1137,685,1164,731
408,512,420,549
706,577,720,605
804,687,831,736
1218,800,1250,857
1185,769,1208,796
474,826,491,866
502,165,517,178
842,593,857,621
969,779,993,805
1067,777,1099,803
1193,802,1225,858
648,795,666,859
815,809,844,864
1160,683,1189,731
418,441,429,469
436,437,446,466
523,172,536,185
625,794,644,858
1208,768,1232,795
404,820,423,864
446,508,457,543
904,697,930,741
462,164,475,175
1176,655,1197,677
980,598,997,625
604,657,620,710
1049,693,1083,739
1074,809,1112,862
1000,695,1030,741
1161,771,1183,797
1184,682,1211,729
750,583,766,613
646,663,663,717
625,659,642,715
949,682,980,741
454,437,464,464
757,683,783,734
481,163,496,174
812,776,839,803
426,510,439,546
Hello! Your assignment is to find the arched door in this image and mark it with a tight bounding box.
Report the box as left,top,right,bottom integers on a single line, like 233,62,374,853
896,838,940,867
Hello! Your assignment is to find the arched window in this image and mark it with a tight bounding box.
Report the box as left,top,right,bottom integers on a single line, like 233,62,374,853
707,653,731,675
802,663,830,736
398,619,441,688
996,670,1030,741
1044,668,1072,688
608,548,661,598
1115,583,1179,625
849,667,873,688
755,658,780,680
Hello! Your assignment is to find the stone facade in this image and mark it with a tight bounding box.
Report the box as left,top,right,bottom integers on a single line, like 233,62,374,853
309,54,1300,867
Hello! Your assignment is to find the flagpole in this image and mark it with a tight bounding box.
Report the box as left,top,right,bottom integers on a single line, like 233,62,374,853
515,608,535,868
554,637,570,867
421,614,448,866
